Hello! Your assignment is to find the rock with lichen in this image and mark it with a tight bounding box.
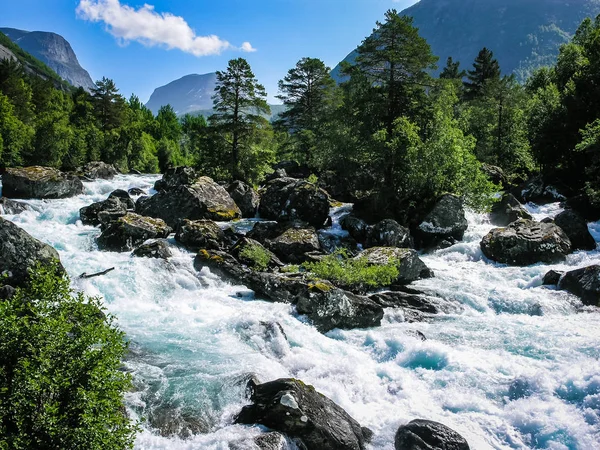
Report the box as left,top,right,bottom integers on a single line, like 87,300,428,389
97,213,172,252
2,166,84,199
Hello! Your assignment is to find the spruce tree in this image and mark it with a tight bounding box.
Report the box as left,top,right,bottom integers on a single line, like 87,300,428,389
464,47,501,100
440,57,466,80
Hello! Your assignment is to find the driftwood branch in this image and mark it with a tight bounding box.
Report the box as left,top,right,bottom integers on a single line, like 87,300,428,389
79,268,115,279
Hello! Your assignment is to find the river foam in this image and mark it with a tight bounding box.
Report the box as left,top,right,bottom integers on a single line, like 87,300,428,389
1,175,599,449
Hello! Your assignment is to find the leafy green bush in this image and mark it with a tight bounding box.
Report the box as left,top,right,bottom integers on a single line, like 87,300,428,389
0,263,137,449
239,244,272,271
302,250,399,288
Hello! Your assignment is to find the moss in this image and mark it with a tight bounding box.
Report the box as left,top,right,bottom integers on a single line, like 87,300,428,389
239,243,271,271
208,207,239,221
308,281,333,292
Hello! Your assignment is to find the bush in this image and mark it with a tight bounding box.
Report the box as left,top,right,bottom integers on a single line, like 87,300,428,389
302,250,399,288
0,263,137,449
239,244,272,271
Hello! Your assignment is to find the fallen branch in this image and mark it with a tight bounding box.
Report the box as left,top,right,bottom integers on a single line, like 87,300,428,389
79,268,115,279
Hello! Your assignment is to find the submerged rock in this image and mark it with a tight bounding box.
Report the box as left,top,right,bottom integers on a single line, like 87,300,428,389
2,166,84,199
558,265,600,306
97,213,172,252
0,217,65,287
236,378,372,450
259,178,330,228
416,194,468,248
80,161,118,180
394,419,470,450
137,176,241,227
489,193,532,226
0,197,31,215
481,219,571,266
227,180,260,218
554,210,596,251
356,247,433,286
132,239,172,259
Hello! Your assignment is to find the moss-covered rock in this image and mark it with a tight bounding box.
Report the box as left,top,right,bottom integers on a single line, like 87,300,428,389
269,226,321,263
356,247,433,286
97,213,172,252
175,219,228,251
3,166,84,199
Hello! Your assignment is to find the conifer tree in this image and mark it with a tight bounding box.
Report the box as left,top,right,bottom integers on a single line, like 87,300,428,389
440,57,466,80
464,47,501,100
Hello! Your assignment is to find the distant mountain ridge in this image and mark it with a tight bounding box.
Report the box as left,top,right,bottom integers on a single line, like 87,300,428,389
332,0,600,82
0,27,95,91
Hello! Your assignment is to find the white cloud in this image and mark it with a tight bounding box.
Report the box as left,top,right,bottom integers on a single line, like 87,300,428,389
76,0,255,56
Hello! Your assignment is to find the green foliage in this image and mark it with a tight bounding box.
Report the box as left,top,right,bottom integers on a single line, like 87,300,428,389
463,47,501,100
0,263,136,449
239,244,272,271
302,250,399,288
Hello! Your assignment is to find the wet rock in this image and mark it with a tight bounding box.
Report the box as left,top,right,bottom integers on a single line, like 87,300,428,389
340,215,371,244
0,197,31,214
356,247,433,286
236,378,372,450
108,189,135,209
554,210,596,251
416,194,468,248
147,404,209,439
269,227,321,263
132,239,172,259
0,217,65,287
558,265,600,306
295,281,384,332
97,213,172,252
80,190,134,226
80,161,118,180
367,219,413,249
490,193,532,226
369,291,441,314
137,176,241,228
230,237,283,271
154,166,199,191
259,178,330,228
128,187,146,196
2,166,84,199
394,419,470,450
518,176,569,204
481,219,572,266
481,164,507,187
227,180,260,218
542,270,563,286
253,432,290,450
247,221,282,244
175,219,227,251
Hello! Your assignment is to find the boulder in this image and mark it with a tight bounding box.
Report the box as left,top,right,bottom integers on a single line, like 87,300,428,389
2,166,84,199
235,378,372,450
153,166,199,192
0,217,65,287
481,164,507,188
370,290,442,315
132,239,172,259
490,193,532,226
295,281,384,332
175,219,227,251
128,187,146,196
269,227,321,263
554,210,596,251
80,190,134,227
416,195,468,248
566,193,600,222
80,161,118,180
247,221,282,244
97,213,172,252
273,160,310,179
0,197,30,215
480,219,571,266
394,419,470,450
542,270,563,286
367,219,413,248
108,189,135,209
517,176,569,204
558,265,600,306
356,247,433,286
227,180,260,218
253,432,290,450
136,176,241,227
340,215,371,244
259,178,330,228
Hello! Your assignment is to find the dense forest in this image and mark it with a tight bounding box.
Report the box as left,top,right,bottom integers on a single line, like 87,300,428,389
2,10,600,212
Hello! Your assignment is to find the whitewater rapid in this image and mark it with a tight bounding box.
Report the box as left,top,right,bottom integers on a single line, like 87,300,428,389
1,174,599,450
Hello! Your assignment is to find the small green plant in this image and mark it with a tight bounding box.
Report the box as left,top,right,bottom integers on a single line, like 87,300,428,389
281,264,301,274
302,249,399,288
0,262,137,449
239,244,272,271
307,173,319,184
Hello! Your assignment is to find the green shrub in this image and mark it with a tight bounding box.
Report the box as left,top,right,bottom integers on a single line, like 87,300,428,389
0,263,137,449
302,250,399,288
239,244,272,271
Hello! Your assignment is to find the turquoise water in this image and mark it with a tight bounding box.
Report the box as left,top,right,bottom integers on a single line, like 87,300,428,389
1,175,599,449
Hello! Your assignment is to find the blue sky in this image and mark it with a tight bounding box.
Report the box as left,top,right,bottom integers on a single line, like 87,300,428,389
1,0,419,103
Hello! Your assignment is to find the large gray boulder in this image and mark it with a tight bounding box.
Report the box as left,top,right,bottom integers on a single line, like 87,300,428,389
259,178,330,228
97,213,172,252
558,265,600,306
356,247,433,286
174,219,228,251
2,166,84,199
269,227,321,263
136,176,241,227
554,210,596,251
0,217,65,287
367,219,413,248
416,194,468,248
395,419,470,450
154,166,200,192
80,190,134,227
490,193,532,226
227,180,260,218
80,161,118,180
236,378,372,450
340,215,371,244
481,219,571,266
132,239,172,259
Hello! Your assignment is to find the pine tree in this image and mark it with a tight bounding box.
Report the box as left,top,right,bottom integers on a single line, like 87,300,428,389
440,57,466,80
211,58,270,180
91,77,126,132
463,48,501,100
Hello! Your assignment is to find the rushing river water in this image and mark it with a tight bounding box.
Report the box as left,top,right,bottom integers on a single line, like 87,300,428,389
1,174,599,450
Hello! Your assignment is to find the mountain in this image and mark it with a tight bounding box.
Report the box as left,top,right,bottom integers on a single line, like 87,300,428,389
0,27,95,90
332,0,600,82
